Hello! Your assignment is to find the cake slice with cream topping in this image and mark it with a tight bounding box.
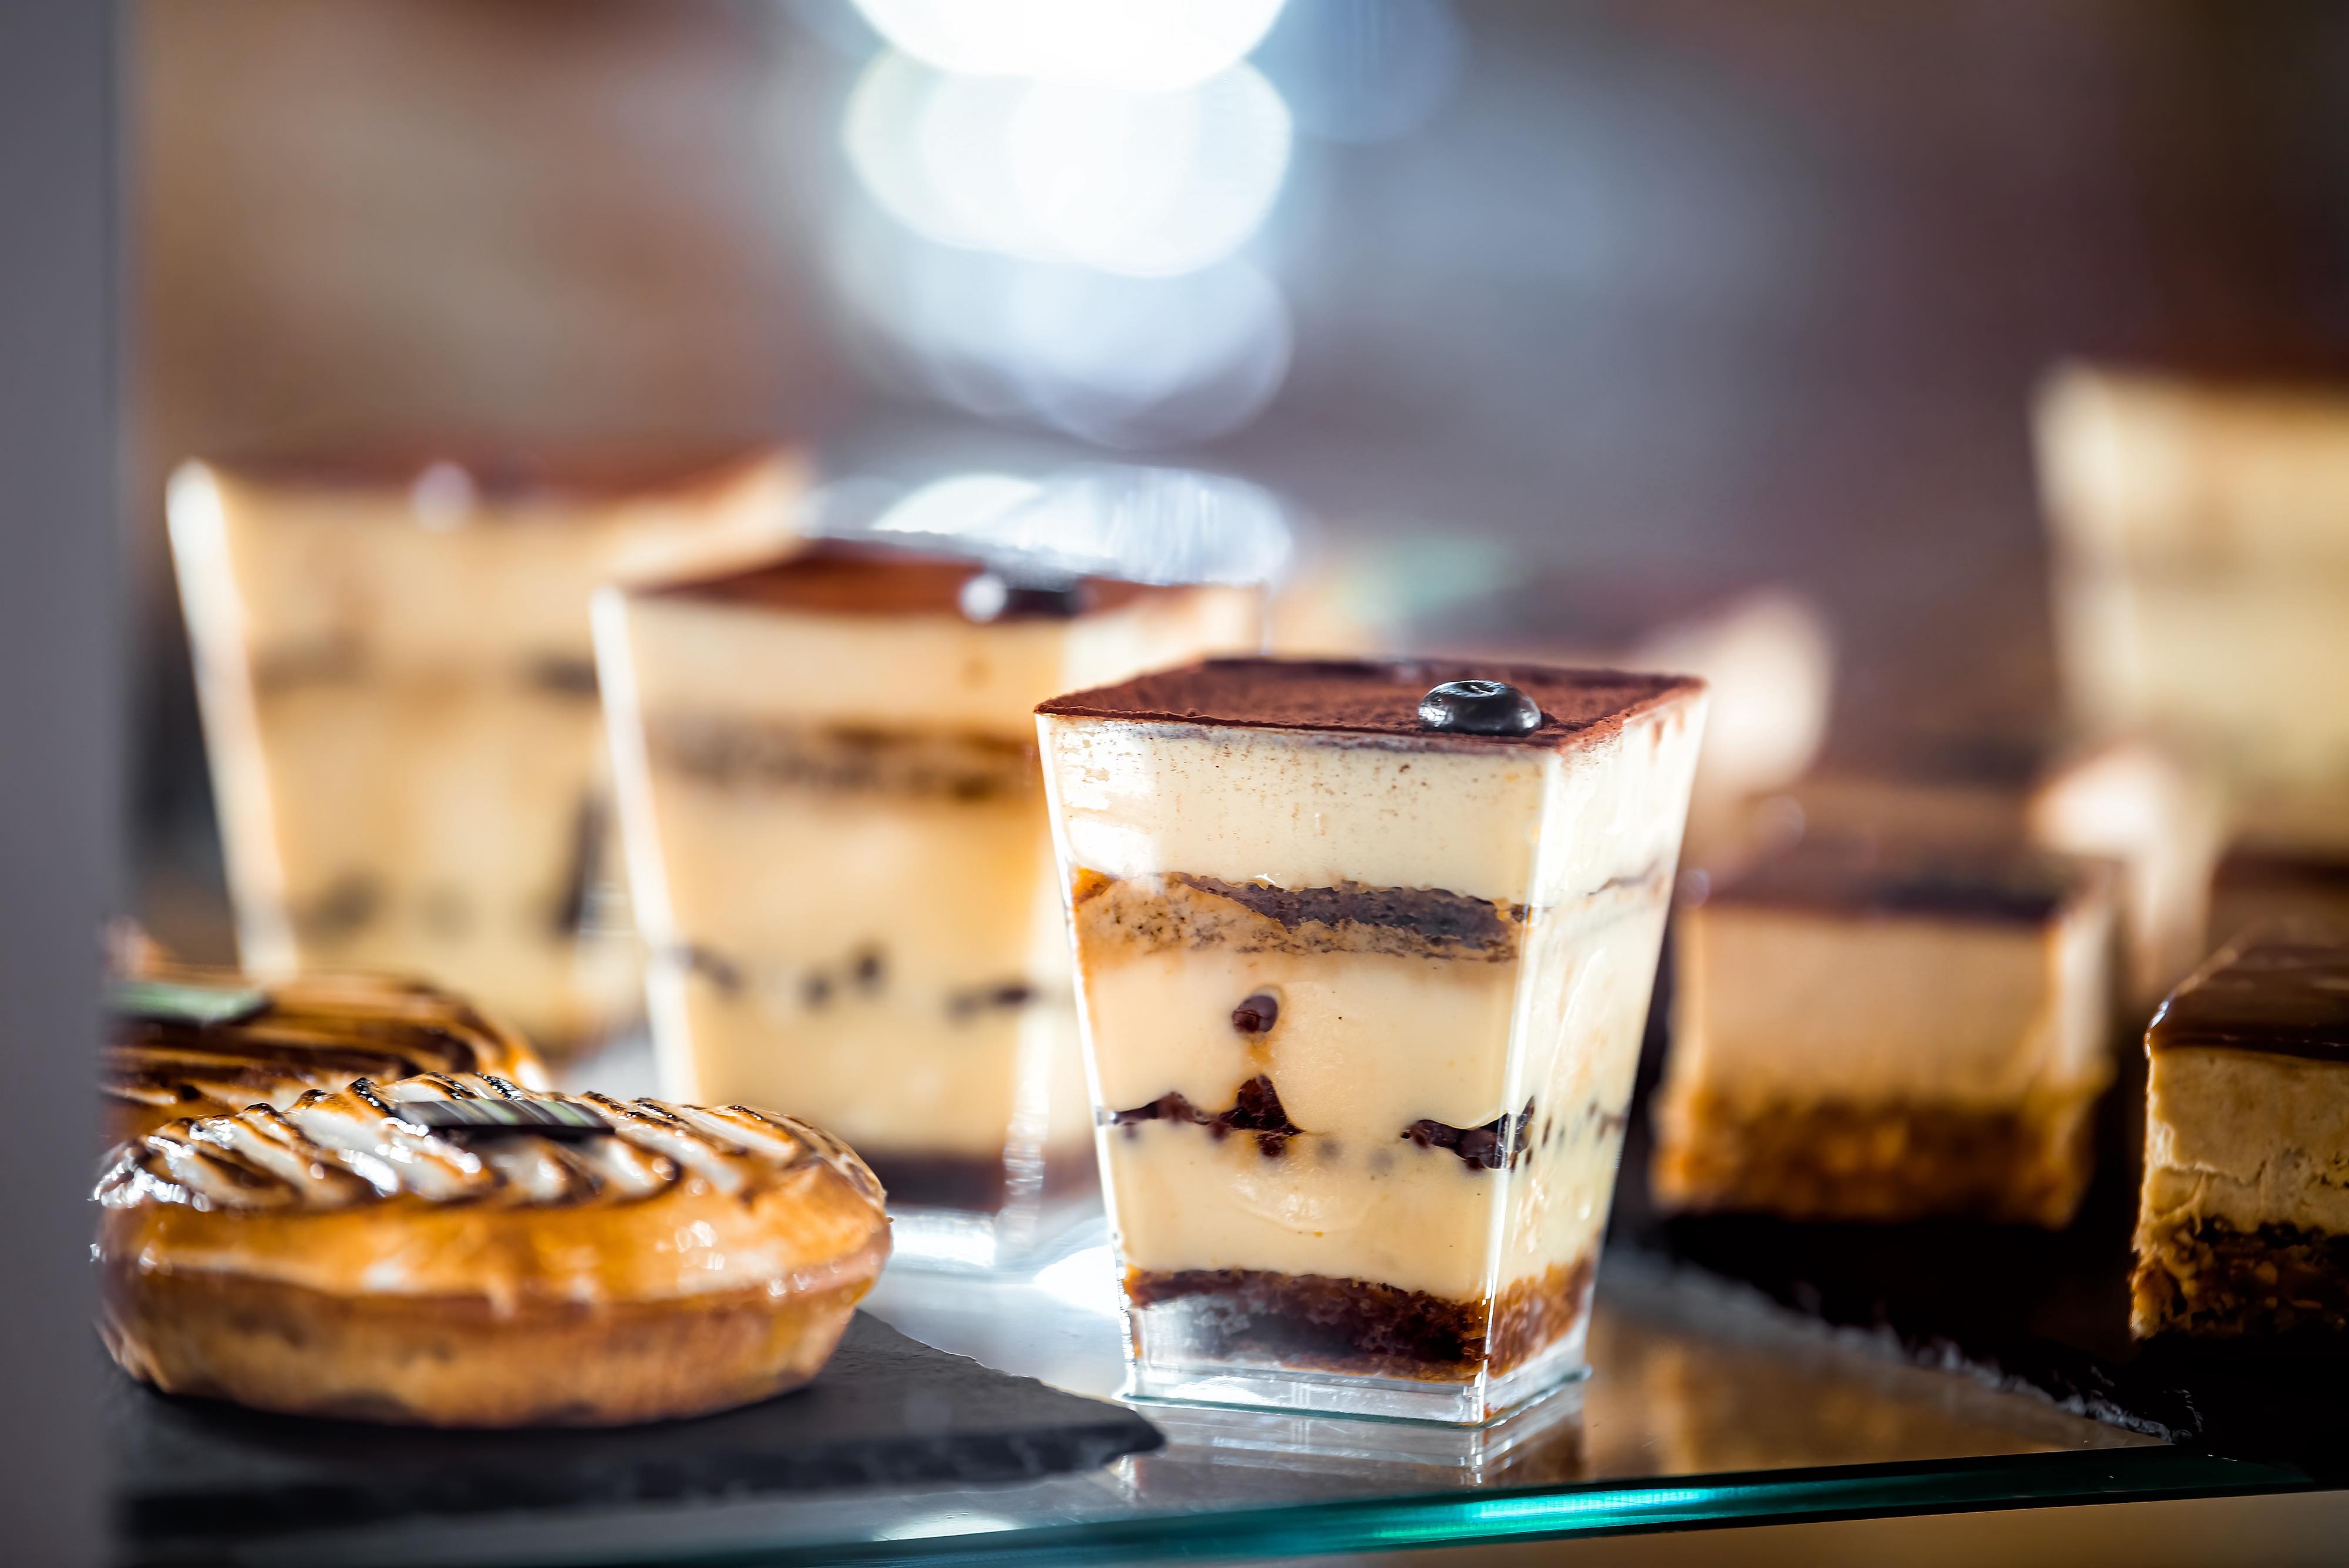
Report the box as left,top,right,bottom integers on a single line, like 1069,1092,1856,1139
2132,925,2349,1338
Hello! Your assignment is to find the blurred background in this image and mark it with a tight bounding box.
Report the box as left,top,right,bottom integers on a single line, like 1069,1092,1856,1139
127,0,2349,950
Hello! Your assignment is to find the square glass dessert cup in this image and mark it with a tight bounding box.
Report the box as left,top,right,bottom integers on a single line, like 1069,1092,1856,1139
594,541,1262,1272
166,448,803,1056
1037,658,1708,1423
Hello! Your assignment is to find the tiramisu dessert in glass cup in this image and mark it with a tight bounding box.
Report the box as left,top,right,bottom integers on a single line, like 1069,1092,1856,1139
1036,657,1706,1422
595,539,1260,1268
167,446,803,1056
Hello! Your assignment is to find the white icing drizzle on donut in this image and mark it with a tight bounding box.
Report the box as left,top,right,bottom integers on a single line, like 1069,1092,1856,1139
95,1072,872,1213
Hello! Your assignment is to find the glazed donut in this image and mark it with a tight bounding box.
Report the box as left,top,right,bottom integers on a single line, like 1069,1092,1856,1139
95,1073,889,1426
104,967,546,1144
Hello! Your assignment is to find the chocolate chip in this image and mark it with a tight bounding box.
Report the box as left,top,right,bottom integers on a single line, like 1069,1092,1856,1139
803,974,834,1010
853,947,886,990
1231,992,1279,1035
947,980,1035,1021
675,944,743,995
1416,679,1542,736
1399,1101,1533,1171
1112,1075,1303,1160
526,656,599,698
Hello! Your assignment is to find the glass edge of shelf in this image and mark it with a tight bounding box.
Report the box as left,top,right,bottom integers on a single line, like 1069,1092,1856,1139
669,1448,2316,1568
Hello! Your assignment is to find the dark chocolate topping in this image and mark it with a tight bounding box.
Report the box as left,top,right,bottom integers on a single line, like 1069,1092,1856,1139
653,537,1160,618
1702,843,2102,925
2215,850,2349,895
2147,928,2349,1062
1036,657,1700,749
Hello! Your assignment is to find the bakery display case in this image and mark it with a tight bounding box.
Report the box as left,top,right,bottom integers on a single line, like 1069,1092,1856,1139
46,3,2349,1564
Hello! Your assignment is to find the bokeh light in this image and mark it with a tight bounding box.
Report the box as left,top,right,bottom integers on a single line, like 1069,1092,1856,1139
850,0,1286,92
844,53,1291,278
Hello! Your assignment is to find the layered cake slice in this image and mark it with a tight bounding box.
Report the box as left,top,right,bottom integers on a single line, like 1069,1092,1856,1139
1789,731,2222,1007
2037,365,2349,853
1037,657,1707,1421
595,541,1258,1264
1653,844,2119,1226
168,447,803,1053
2132,926,2349,1338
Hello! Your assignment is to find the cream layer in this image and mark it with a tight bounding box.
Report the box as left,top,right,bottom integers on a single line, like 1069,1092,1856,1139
674,981,1088,1160
2141,1045,2349,1240
1108,1124,1502,1301
1080,877,1663,1136
1089,883,1668,1301
1665,892,2115,1108
634,778,1073,1158
613,583,1258,743
1038,695,1705,907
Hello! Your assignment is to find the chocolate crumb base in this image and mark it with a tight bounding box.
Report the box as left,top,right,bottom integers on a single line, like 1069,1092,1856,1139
1651,1090,2099,1228
1073,869,1526,963
1125,1260,1593,1382
863,1148,1096,1215
2133,1216,2349,1339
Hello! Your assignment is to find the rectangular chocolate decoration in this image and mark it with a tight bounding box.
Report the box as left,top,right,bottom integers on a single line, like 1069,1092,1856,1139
392,1098,613,1138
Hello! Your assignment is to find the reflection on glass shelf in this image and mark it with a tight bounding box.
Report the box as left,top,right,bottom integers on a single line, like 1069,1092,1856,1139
863,1232,2158,1493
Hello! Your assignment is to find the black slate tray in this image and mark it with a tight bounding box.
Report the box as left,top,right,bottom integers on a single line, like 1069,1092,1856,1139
112,1310,1160,1561
1608,951,2349,1478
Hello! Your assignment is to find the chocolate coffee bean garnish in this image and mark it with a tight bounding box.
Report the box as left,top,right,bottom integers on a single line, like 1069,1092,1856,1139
1231,992,1280,1035
958,570,1085,623
1416,679,1541,736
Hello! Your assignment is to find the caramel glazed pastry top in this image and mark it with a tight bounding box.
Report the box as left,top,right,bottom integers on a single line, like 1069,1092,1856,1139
95,1074,890,1426
103,965,547,1144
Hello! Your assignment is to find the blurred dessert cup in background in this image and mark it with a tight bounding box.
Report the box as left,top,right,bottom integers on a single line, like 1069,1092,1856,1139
2037,365,2349,859
167,446,805,1055
595,539,1260,1270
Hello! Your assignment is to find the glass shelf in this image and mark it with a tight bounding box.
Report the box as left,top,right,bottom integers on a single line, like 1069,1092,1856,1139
201,1222,2312,1567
